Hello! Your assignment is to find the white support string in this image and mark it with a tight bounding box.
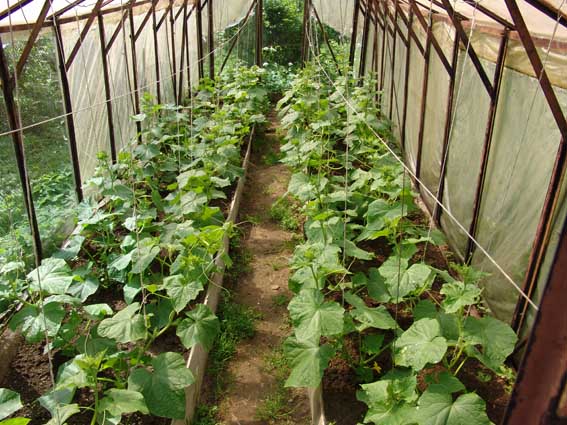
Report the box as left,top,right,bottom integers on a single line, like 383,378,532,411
306,30,539,313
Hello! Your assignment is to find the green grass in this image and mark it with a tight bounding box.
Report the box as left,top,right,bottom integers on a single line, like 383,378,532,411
255,348,295,423
271,293,289,307
225,230,253,282
270,195,301,231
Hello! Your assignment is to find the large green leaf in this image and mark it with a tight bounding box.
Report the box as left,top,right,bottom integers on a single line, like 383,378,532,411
176,304,220,350
67,275,99,302
463,316,517,371
288,172,316,202
416,391,492,425
345,292,397,331
284,336,335,388
9,302,65,343
288,289,344,342
130,239,160,274
440,281,482,314
0,389,22,420
128,352,194,419
357,369,418,425
98,389,148,416
27,258,74,295
44,403,80,425
367,268,391,303
98,303,146,343
0,419,31,425
394,318,447,371
163,273,204,313
380,259,434,301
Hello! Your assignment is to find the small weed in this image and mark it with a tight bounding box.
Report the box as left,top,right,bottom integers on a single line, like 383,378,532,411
270,196,301,231
476,371,492,383
193,405,220,425
263,150,281,166
270,261,286,271
226,231,253,281
207,293,261,396
256,348,294,422
244,214,261,225
497,365,517,394
282,233,304,251
272,293,289,307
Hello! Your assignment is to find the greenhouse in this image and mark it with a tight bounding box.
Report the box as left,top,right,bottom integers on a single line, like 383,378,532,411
0,0,565,423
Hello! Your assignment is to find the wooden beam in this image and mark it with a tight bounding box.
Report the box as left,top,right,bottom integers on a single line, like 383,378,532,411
64,0,105,70
0,35,42,261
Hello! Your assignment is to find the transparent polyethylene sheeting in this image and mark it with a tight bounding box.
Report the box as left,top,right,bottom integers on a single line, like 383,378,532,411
470,69,567,322
61,19,111,183
311,0,354,36
362,7,567,330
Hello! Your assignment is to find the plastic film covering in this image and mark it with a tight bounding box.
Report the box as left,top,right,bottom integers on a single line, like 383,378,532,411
470,68,567,322
61,19,111,183
380,26,393,117
403,20,425,173
311,0,354,35
418,22,453,211
105,12,137,152
390,15,408,138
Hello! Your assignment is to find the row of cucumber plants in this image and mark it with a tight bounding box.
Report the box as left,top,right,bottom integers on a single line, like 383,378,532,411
277,62,517,424
0,65,268,425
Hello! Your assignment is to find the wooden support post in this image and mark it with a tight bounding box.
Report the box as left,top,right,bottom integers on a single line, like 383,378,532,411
185,6,192,95
169,4,178,98
255,0,263,66
358,4,371,79
15,0,50,80
504,203,567,423
349,0,360,67
64,0,104,70
465,30,509,261
54,22,83,202
196,0,204,79
415,30,431,180
129,8,142,137
178,1,188,104
152,6,162,103
207,0,214,79
0,36,42,261
388,1,398,121
312,4,340,73
438,0,493,94
408,0,452,74
301,0,311,64
378,1,387,91
98,14,117,163
434,29,460,224
219,0,257,74
401,9,413,150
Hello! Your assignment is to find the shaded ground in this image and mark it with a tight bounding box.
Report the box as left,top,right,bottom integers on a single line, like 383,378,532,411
215,115,310,425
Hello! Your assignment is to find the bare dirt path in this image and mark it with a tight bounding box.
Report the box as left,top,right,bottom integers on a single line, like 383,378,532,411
216,115,311,425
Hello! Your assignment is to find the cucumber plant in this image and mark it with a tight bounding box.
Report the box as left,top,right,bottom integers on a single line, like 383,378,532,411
277,61,517,425
0,65,268,424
